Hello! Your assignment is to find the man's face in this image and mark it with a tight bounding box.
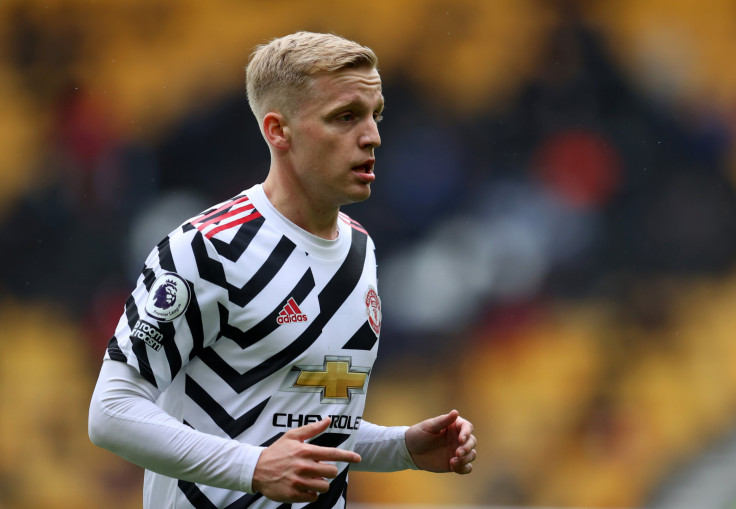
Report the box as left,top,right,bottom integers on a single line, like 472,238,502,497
286,66,384,210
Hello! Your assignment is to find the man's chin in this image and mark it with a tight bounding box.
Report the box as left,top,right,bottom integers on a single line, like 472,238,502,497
344,187,371,205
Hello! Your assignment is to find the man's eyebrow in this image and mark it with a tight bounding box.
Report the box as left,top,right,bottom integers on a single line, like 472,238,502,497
327,97,384,116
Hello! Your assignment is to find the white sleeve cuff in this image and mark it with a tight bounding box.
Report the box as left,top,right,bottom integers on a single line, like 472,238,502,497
238,444,265,494
352,421,418,472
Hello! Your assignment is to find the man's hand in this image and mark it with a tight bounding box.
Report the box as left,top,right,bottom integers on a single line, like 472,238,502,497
405,409,477,474
252,417,362,502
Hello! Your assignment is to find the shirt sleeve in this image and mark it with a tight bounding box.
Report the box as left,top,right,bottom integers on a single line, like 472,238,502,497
105,227,222,391
89,359,264,492
351,420,418,472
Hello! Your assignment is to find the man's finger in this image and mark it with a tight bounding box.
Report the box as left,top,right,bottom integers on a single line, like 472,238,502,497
457,418,474,444
450,449,475,472
422,410,460,434
450,457,473,475
288,417,332,442
306,462,339,480
306,444,362,464
295,476,331,495
455,448,477,464
457,433,477,455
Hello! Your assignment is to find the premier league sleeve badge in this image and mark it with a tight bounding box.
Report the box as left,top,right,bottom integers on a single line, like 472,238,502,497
145,272,191,322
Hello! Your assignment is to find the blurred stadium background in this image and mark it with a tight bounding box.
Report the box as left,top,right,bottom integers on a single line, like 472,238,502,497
2,0,736,507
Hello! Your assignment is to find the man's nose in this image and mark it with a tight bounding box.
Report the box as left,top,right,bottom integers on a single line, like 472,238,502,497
360,119,381,149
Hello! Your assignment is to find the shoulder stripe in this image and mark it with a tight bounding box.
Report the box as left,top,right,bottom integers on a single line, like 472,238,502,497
190,194,263,240
197,203,255,232
339,211,368,235
203,211,262,240
192,195,250,225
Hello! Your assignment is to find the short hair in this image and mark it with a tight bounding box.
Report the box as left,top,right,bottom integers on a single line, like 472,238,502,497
245,31,378,124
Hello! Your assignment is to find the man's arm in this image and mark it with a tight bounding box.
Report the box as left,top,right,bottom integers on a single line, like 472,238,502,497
88,360,263,492
351,421,416,472
353,411,477,474
89,360,361,502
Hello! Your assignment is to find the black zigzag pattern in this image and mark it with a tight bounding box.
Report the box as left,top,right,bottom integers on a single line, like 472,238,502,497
158,235,177,271
268,469,349,509
341,321,378,351
142,267,157,291
125,294,157,387
308,432,350,448
260,432,285,447
215,269,315,349
197,228,367,395
303,467,349,509
177,434,285,508
178,481,219,509
208,215,265,262
191,231,227,290
107,263,160,362
131,235,186,385
179,481,262,509
106,336,127,362
185,375,270,439
191,231,297,307
179,467,348,509
185,286,206,361
160,320,182,381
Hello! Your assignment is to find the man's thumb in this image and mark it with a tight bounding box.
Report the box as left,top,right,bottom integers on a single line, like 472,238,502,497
425,410,459,433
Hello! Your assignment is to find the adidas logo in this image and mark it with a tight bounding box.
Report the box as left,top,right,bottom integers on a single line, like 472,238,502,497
277,297,308,324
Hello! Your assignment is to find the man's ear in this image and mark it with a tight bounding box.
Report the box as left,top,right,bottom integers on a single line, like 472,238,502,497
263,112,290,151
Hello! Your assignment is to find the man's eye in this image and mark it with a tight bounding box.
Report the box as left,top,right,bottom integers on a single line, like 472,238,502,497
337,113,354,122
374,112,384,123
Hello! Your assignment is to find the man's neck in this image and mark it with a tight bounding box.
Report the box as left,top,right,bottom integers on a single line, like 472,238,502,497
262,176,340,240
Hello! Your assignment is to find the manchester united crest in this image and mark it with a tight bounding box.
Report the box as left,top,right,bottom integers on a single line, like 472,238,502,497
365,286,382,337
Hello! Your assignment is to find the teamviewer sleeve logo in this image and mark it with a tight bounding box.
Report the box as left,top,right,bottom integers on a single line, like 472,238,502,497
145,272,191,322
131,320,165,351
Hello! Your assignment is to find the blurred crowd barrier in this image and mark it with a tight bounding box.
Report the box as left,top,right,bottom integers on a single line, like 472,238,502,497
2,1,736,508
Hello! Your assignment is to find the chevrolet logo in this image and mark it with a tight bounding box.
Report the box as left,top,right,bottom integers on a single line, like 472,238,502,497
283,356,371,403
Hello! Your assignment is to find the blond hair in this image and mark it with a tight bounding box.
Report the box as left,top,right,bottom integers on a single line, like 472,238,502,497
245,31,378,123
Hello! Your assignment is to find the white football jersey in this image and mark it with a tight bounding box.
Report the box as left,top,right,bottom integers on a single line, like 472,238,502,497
106,184,382,508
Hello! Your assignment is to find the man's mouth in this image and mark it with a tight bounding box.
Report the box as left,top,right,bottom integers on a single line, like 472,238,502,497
352,160,375,173
352,159,376,183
